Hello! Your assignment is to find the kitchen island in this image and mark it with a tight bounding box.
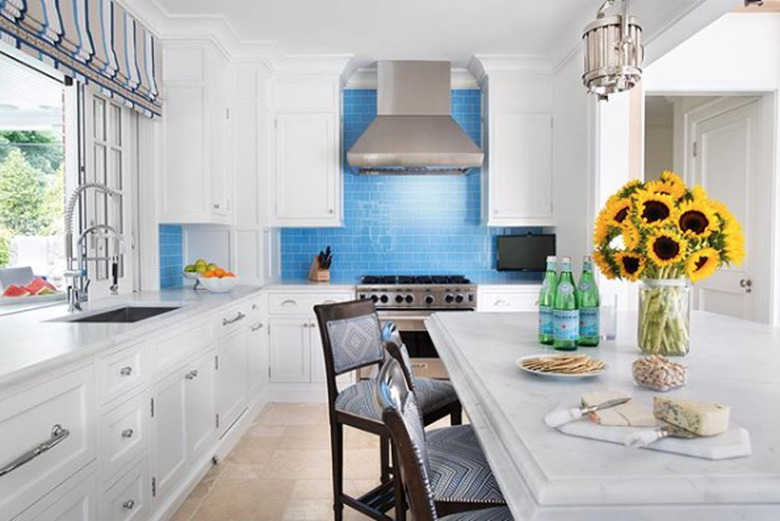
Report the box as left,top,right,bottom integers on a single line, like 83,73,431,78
426,311,780,520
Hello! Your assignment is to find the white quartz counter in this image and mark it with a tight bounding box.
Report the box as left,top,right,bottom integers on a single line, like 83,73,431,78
0,286,262,389
426,310,780,520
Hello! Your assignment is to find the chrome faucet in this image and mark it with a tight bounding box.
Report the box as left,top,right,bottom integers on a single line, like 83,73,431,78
64,183,124,312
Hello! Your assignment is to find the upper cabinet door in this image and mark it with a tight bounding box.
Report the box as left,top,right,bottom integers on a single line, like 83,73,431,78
273,114,340,227
488,112,554,226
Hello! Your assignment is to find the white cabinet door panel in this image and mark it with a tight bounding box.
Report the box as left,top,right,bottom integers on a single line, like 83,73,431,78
489,112,553,224
216,330,249,435
309,321,327,384
269,319,311,383
248,320,268,396
186,351,216,459
150,371,187,505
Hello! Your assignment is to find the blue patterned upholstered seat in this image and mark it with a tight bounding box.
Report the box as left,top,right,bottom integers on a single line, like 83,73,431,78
442,507,513,520
427,426,505,505
335,377,459,422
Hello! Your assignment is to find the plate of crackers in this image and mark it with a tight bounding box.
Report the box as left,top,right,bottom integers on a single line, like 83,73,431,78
516,353,607,378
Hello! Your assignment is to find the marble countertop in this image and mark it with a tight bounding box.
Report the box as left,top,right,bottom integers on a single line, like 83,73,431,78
426,310,780,520
0,286,262,390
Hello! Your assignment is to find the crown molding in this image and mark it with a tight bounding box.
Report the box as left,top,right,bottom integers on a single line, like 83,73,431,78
344,66,479,90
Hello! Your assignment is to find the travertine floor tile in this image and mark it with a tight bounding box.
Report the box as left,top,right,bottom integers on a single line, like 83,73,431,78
226,437,278,464
277,424,331,449
192,479,294,521
263,448,333,479
259,403,328,426
290,480,334,499
282,498,333,520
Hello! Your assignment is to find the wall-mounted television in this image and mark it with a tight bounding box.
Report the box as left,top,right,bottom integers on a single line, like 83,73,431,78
496,234,556,272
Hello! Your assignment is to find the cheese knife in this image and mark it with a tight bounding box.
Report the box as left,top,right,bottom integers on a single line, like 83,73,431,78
623,423,698,448
544,397,631,428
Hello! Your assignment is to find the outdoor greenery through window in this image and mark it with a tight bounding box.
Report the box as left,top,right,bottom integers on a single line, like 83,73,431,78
0,52,67,291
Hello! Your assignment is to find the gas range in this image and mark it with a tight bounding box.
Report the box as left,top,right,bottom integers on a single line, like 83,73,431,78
357,275,477,310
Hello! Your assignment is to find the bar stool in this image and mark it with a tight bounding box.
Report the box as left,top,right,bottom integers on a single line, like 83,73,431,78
374,357,509,518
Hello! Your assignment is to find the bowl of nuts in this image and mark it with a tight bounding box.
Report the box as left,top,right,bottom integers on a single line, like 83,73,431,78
632,355,688,392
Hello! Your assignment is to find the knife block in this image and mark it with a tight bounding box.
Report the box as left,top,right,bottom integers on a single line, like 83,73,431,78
308,256,330,283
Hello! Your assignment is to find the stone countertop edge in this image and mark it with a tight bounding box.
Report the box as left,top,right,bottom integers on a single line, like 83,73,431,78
0,285,263,391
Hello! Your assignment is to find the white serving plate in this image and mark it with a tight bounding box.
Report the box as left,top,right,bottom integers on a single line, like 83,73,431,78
516,354,607,379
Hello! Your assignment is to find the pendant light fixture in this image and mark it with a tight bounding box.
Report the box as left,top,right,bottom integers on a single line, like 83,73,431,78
582,0,643,101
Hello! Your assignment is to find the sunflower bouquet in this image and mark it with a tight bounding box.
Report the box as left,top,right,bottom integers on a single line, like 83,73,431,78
592,171,745,355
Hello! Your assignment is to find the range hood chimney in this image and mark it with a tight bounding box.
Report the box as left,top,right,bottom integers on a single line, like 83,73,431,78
347,61,484,175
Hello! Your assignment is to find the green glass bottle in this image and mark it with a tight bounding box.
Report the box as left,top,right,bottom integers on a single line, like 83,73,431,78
538,256,558,345
553,256,579,351
577,256,600,347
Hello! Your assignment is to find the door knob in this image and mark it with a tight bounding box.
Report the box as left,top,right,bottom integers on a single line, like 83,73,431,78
740,279,753,293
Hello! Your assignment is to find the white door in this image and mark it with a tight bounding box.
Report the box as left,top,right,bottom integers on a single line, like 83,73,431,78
84,90,135,295
490,112,553,224
274,114,337,225
150,370,187,505
689,98,771,322
185,350,216,458
216,330,249,435
269,318,311,383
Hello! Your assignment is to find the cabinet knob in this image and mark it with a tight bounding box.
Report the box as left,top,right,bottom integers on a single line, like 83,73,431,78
119,366,133,377
121,428,134,439
251,323,264,332
213,203,220,210
122,499,136,510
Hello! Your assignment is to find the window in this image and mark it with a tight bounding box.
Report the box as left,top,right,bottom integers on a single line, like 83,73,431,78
0,52,67,291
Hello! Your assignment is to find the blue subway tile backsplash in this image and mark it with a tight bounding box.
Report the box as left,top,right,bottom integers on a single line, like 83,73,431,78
280,89,542,283
159,224,183,289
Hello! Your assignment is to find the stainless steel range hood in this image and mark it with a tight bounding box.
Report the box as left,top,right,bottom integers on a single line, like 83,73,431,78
347,61,484,175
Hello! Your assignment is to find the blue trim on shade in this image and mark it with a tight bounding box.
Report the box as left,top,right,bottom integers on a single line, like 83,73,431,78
280,89,544,284
159,224,184,289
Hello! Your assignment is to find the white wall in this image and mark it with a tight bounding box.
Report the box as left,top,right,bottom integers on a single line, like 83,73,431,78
644,13,780,325
644,98,674,181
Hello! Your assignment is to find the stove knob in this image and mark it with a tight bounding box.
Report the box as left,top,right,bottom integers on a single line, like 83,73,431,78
380,294,389,304
425,295,435,305
455,294,464,303
395,295,404,304
370,295,379,303
445,294,454,304
405,295,414,304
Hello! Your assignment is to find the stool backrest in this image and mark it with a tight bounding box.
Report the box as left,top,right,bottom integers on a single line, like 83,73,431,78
381,321,416,391
375,358,438,521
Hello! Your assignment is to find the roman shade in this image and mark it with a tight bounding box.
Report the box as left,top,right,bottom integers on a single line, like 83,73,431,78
0,0,162,117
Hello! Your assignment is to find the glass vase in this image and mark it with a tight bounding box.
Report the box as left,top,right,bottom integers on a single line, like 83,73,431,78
638,279,690,356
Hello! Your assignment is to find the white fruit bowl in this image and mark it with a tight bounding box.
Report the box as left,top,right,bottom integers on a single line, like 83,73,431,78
197,276,239,293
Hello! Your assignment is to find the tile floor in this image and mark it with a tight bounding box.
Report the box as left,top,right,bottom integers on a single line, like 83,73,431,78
172,403,454,521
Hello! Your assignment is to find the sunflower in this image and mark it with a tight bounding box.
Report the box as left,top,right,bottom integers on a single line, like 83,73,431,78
691,185,708,202
617,179,643,199
621,221,641,251
723,221,746,265
603,196,632,226
646,172,687,201
593,250,618,280
593,213,611,245
634,191,674,227
648,231,688,267
675,200,718,238
615,252,645,281
686,248,720,283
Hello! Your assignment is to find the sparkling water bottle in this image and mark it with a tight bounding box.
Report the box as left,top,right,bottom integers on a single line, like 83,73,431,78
577,256,600,347
538,256,558,345
553,257,579,350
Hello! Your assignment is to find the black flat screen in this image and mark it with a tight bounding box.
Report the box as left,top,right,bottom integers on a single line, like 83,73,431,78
496,235,556,272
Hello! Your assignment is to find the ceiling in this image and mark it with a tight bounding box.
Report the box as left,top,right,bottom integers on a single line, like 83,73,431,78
151,0,604,67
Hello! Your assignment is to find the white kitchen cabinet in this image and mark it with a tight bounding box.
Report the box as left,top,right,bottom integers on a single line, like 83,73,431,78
310,321,327,384
216,329,249,436
477,285,541,312
98,456,150,521
149,369,187,506
160,42,231,225
269,318,312,383
273,114,340,226
12,467,97,521
248,319,268,397
185,351,216,459
487,112,553,225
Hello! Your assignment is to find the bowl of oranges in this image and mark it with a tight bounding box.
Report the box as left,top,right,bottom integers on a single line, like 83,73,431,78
184,259,237,293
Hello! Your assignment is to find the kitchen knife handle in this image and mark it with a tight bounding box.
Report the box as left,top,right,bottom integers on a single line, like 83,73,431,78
623,429,665,448
544,407,585,428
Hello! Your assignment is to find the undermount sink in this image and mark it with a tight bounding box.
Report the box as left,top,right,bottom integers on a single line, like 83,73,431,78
65,306,181,323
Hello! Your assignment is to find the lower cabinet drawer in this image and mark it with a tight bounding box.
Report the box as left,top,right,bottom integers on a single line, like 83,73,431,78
12,464,98,521
0,364,96,520
98,393,148,481
97,341,147,405
268,291,354,315
477,288,540,312
99,456,150,521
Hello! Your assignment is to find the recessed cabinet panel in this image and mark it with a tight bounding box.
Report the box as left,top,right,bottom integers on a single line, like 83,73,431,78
216,330,249,435
309,322,327,384
274,80,337,113
150,371,187,505
269,319,311,383
490,113,553,223
186,351,216,459
274,114,338,225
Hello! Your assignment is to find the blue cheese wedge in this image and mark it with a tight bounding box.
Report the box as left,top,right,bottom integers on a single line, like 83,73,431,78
581,390,657,427
653,396,730,436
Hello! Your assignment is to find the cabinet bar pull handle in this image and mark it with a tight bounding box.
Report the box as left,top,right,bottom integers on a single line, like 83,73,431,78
0,424,70,477
121,428,134,439
223,311,246,326
494,299,509,307
251,323,264,332
122,499,136,510
120,366,133,376
280,299,297,307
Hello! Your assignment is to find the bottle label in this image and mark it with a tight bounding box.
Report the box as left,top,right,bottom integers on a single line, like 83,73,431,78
580,307,600,337
558,282,574,296
539,306,553,335
553,309,579,341
578,281,591,292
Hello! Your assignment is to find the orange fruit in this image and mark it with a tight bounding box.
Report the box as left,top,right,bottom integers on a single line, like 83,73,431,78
214,268,226,278
224,272,235,278
203,271,215,278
